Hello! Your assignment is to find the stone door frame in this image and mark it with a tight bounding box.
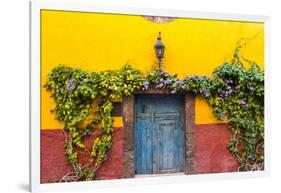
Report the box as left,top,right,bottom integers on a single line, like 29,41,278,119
122,89,195,178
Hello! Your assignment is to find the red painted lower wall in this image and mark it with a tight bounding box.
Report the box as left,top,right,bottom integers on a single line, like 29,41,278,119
40,124,238,183
40,127,124,183
195,124,239,173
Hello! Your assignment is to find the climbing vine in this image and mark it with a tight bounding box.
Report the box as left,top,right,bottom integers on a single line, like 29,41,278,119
45,47,264,182
184,48,264,171
45,65,144,182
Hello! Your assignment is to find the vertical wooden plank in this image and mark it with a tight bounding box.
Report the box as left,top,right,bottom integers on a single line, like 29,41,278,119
135,95,153,174
152,96,160,173
152,111,158,174
142,119,153,173
162,122,175,172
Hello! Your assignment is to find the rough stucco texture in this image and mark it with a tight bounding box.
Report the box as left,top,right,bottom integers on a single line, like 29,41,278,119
40,124,238,183
195,124,239,173
40,127,124,183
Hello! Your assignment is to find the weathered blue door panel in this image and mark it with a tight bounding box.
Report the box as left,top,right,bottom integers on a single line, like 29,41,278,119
135,117,153,174
135,94,185,174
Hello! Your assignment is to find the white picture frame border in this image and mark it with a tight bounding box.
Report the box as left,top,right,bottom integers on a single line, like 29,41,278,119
30,0,271,192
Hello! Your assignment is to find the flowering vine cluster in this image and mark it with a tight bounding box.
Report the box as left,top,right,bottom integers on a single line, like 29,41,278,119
45,48,264,182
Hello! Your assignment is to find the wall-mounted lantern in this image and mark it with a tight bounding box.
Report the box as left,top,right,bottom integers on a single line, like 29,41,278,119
154,32,165,69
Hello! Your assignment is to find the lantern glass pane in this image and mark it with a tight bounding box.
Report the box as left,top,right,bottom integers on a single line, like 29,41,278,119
158,49,162,57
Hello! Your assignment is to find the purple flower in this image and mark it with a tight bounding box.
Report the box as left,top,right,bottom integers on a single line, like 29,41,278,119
66,78,75,92
142,85,149,91
239,100,246,105
142,81,149,90
164,79,172,86
248,155,255,161
171,90,176,94
226,86,231,90
143,81,149,86
159,78,164,82
249,86,255,92
176,81,184,87
239,99,248,108
226,79,233,84
224,90,232,96
203,92,211,98
235,85,240,89
156,83,164,88
162,72,169,78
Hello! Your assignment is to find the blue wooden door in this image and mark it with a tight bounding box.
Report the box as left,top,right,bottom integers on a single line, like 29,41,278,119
135,95,185,174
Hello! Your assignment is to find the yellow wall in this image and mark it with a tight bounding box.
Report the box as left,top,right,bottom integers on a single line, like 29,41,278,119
41,10,264,130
